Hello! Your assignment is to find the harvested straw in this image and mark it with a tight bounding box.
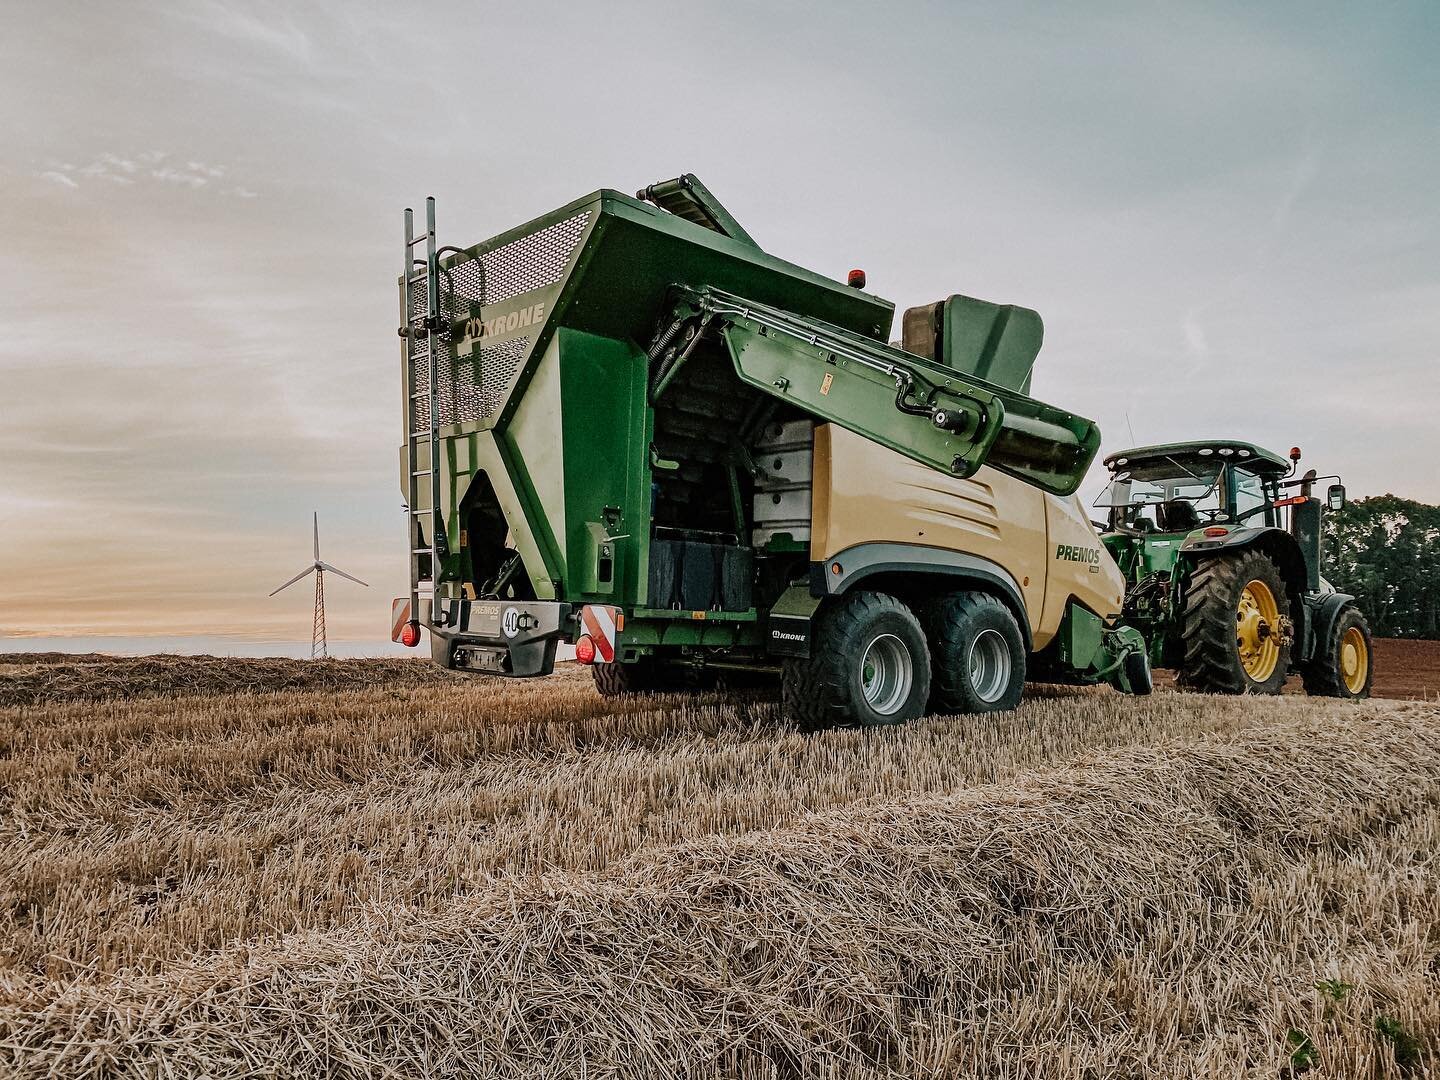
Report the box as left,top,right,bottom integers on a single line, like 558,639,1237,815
3,699,1436,1078
0,655,459,707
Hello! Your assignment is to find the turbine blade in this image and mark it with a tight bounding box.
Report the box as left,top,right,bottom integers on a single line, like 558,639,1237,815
269,566,316,596
319,562,368,587
313,512,320,562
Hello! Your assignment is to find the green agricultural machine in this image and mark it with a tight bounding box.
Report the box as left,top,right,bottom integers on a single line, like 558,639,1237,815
392,174,1151,727
1098,441,1373,697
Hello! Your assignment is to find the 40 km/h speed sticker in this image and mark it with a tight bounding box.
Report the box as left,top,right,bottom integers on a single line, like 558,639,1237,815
501,607,521,638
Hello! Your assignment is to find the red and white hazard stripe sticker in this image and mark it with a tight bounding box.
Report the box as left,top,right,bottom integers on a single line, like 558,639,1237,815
580,605,622,663
390,598,412,643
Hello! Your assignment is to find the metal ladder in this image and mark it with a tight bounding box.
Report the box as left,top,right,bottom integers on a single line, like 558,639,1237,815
402,197,443,625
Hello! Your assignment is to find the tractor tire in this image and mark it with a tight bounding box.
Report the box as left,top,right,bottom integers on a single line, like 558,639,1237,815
1178,550,1292,695
782,591,931,730
1301,605,1373,699
921,592,1026,714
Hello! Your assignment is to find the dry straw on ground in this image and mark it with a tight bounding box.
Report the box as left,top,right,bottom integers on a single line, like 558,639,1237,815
1,657,1436,1077
0,653,460,708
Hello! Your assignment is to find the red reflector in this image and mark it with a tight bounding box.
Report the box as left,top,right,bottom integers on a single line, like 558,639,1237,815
399,622,421,648
575,634,597,665
847,268,866,289
1204,526,1228,538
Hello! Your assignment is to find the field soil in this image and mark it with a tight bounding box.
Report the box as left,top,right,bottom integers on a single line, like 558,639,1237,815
1369,638,1440,699
1,651,1436,1077
1146,636,1434,700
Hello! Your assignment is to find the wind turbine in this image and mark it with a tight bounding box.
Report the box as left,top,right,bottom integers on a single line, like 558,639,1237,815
270,512,368,659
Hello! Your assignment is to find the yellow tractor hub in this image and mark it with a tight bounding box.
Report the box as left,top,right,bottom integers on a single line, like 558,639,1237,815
1340,625,1369,694
1235,579,1281,682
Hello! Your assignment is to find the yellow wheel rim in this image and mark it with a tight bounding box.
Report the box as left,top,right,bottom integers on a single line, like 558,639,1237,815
1236,579,1281,683
1340,625,1369,694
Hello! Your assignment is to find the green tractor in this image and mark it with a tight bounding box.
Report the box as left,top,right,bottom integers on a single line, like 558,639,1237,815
1098,441,1373,697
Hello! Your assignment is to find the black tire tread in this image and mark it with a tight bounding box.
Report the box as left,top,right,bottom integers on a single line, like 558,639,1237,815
591,659,680,697
782,591,928,730
1301,605,1373,699
921,592,1026,714
1177,551,1290,695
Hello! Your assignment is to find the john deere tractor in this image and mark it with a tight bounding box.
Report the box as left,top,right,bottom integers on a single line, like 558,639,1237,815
1098,441,1373,697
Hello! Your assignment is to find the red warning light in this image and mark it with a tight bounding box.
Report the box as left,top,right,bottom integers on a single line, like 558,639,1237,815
399,622,421,648
847,268,866,289
575,634,597,665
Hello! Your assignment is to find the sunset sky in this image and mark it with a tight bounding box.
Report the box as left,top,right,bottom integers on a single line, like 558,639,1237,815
2,2,1436,652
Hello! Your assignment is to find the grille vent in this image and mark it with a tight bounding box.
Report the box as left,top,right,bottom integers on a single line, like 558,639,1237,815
408,210,590,428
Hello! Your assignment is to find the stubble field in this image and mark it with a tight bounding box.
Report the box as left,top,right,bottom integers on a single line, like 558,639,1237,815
0,646,1436,1078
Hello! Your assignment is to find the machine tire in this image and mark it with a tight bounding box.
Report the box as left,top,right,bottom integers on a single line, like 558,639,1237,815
1178,551,1292,695
1301,605,1373,699
591,658,698,697
921,592,1026,714
782,591,931,730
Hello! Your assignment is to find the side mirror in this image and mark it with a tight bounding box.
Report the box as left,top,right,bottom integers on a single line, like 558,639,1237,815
1327,483,1346,511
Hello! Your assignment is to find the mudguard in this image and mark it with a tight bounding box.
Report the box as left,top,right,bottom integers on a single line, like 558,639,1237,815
1178,524,1288,556
809,542,1033,649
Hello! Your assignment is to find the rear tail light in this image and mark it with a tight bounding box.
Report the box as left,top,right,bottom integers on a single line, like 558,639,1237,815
399,622,421,648
574,634,597,665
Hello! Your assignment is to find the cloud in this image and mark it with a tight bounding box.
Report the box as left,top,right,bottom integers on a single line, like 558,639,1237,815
151,166,208,187
37,152,242,192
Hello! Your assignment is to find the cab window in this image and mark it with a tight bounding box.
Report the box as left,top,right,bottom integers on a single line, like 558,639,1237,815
1231,468,1267,522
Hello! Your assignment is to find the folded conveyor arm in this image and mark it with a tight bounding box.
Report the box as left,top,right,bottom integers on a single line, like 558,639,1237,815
667,287,1100,496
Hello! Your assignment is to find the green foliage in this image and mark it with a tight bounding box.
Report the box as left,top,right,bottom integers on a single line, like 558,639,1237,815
1286,1027,1318,1072
1325,495,1440,638
1315,978,1353,1003
1375,1014,1422,1070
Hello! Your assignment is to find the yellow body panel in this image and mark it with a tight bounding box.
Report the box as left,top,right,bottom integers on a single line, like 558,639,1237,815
812,425,1123,650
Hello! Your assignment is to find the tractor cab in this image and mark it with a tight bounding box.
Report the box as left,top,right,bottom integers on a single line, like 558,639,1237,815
1098,441,1293,540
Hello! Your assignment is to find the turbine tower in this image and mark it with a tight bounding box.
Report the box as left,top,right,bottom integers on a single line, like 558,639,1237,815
270,512,368,658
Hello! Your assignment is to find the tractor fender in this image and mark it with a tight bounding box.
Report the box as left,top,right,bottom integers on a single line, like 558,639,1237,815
1301,590,1358,666
808,542,1032,650
1177,525,1310,648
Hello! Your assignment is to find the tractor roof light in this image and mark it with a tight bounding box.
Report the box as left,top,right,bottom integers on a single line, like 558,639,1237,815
1218,448,1233,456
575,634,597,665
1290,446,1302,461
847,268,867,289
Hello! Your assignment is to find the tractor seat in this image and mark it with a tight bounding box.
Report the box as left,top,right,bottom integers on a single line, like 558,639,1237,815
1157,500,1201,532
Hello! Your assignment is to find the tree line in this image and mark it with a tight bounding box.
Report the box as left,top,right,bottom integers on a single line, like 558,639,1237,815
1325,495,1440,638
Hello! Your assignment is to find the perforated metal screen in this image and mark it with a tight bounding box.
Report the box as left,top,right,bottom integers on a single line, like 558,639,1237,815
408,210,591,429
